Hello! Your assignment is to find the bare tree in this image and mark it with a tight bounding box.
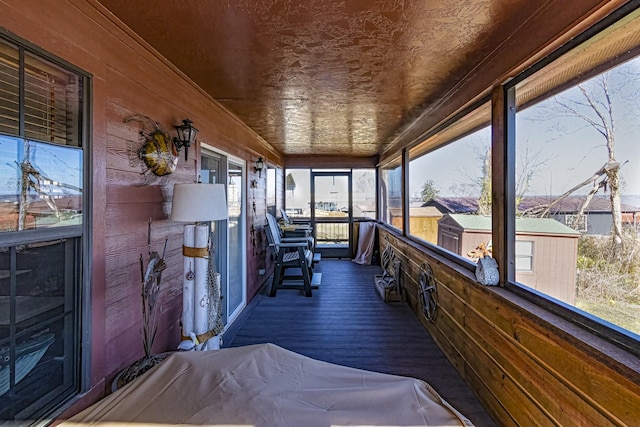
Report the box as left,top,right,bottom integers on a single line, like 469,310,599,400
463,143,548,215
477,146,491,215
538,73,627,248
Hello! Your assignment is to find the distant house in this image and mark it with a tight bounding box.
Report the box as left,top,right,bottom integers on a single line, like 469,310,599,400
423,197,478,215
437,214,580,304
518,195,640,235
425,195,640,235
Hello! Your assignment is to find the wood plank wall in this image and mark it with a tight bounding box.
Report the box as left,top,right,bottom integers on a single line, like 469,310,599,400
0,0,284,409
378,227,640,426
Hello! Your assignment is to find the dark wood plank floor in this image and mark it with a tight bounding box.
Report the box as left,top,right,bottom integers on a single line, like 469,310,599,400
224,259,495,427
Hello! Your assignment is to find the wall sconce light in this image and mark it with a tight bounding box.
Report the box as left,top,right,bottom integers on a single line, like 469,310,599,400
254,157,264,178
173,119,199,161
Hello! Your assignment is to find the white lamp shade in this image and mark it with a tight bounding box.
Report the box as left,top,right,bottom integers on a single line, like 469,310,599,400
171,183,228,222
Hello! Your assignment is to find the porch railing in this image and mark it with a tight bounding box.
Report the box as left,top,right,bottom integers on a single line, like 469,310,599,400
315,222,349,245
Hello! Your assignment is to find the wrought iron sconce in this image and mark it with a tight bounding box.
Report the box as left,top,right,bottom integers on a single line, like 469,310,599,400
173,119,199,161
254,157,264,178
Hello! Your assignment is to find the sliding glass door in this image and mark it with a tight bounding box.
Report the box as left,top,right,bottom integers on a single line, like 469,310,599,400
200,150,246,326
226,160,245,323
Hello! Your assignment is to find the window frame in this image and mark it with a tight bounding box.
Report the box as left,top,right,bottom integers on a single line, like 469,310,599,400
265,164,277,217
378,157,403,231
0,29,92,419
283,167,311,219
501,2,640,356
405,100,492,260
382,97,492,272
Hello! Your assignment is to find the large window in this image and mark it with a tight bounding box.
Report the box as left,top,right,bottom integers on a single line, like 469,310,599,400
373,5,639,354
0,38,87,422
512,8,640,338
352,169,376,219
285,168,376,220
379,159,402,230
266,166,277,217
284,169,310,218
408,104,491,252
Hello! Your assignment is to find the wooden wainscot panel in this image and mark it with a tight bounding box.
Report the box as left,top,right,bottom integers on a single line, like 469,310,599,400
379,230,467,377
435,282,545,424
462,339,554,426
434,317,468,376
490,291,640,425
462,363,515,426
376,225,640,426
400,262,421,308
464,297,614,426
432,281,466,336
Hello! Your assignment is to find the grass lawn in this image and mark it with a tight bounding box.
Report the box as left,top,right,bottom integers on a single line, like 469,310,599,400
576,299,640,336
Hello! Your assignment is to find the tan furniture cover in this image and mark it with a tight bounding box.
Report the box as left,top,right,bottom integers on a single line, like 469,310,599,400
353,222,376,265
64,343,473,426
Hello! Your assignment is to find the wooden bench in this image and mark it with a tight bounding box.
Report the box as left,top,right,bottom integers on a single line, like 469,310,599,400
374,242,405,303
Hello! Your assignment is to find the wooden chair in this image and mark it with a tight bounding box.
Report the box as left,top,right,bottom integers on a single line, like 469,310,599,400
280,208,309,225
267,212,313,251
264,222,317,297
267,213,320,265
279,208,312,236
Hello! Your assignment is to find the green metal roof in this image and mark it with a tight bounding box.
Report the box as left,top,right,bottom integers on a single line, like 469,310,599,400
446,214,581,236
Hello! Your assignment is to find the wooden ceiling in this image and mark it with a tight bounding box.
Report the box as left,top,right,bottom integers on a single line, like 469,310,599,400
97,0,620,161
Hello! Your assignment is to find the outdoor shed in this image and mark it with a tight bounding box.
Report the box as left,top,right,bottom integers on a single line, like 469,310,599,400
438,214,581,304
406,206,444,244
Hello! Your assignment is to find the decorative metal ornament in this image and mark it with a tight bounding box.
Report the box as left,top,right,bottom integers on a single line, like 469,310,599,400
418,262,438,322
125,114,179,183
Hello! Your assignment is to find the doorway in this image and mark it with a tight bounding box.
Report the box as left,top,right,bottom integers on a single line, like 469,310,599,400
311,171,352,258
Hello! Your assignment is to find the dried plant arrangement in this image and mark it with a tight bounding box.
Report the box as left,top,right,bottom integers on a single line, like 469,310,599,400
140,245,167,357
116,220,169,389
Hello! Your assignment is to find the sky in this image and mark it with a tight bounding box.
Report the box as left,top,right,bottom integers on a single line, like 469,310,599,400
408,57,640,204
0,136,83,197
284,169,377,213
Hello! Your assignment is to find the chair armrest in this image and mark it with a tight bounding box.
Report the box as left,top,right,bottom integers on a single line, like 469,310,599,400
280,225,311,232
281,237,309,243
279,242,309,248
